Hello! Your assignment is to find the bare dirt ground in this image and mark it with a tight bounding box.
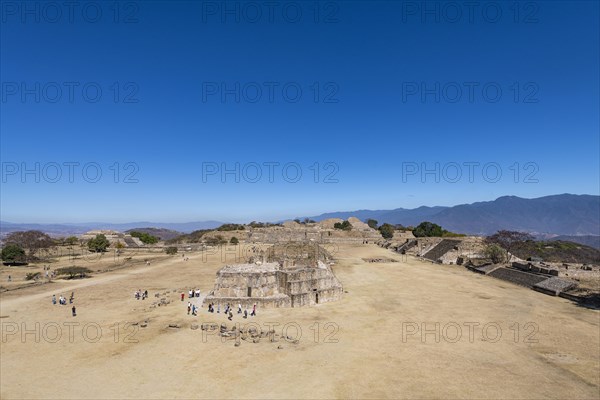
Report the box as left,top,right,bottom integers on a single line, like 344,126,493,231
1,243,599,399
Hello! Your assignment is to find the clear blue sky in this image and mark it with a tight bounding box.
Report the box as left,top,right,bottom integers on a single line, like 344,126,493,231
1,1,598,223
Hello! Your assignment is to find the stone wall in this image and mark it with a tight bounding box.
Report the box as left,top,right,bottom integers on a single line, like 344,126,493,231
203,261,343,308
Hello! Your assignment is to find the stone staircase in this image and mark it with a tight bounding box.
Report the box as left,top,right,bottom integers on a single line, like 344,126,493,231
422,239,461,262
396,239,417,254
123,237,139,248
487,267,549,288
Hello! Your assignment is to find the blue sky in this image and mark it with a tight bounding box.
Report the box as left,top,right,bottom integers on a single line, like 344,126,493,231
1,1,598,223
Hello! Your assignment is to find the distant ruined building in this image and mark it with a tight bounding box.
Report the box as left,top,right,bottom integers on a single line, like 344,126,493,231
80,230,144,247
203,242,343,308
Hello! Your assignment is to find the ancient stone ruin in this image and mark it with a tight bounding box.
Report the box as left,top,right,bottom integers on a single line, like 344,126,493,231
203,242,343,308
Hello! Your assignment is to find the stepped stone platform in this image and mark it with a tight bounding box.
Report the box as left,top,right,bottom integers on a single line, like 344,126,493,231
422,239,461,262
203,242,343,308
123,237,140,248
487,267,549,288
469,264,502,275
533,277,578,296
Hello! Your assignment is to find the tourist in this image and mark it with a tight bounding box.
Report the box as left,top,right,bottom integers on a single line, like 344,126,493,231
217,304,220,313
7,275,11,282
181,292,185,301
238,303,242,314
243,309,248,319
189,289,193,298
192,304,197,316
187,303,191,315
52,294,56,305
69,292,74,304
195,289,200,297
228,310,233,321
251,303,256,316
72,306,76,317
144,290,148,298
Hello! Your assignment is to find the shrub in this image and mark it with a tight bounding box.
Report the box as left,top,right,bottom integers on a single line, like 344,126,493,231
230,237,239,245
217,224,245,231
55,266,92,279
333,221,352,231
205,235,227,246
165,246,178,255
25,272,41,280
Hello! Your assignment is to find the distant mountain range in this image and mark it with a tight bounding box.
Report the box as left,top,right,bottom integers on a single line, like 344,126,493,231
0,220,223,237
2,194,598,240
302,194,600,237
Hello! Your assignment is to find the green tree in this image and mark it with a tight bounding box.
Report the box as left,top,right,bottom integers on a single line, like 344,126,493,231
64,236,79,246
412,222,444,237
88,234,110,253
5,230,53,262
165,246,178,255
485,230,534,261
333,220,352,231
484,244,507,264
367,219,378,229
378,223,395,239
1,244,27,265
230,237,239,245
130,231,159,244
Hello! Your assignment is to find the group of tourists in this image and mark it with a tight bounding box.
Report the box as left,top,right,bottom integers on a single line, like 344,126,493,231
134,289,149,300
52,292,76,316
187,302,198,316
206,302,257,320
44,266,55,279
52,292,74,305
182,289,200,301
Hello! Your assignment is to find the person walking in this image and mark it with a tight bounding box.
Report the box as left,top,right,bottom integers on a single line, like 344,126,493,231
72,306,77,317
52,294,56,305
251,303,256,317
181,292,185,301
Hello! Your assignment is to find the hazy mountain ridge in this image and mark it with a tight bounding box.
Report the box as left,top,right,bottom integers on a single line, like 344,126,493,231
304,194,600,236
0,220,223,237
2,194,598,238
